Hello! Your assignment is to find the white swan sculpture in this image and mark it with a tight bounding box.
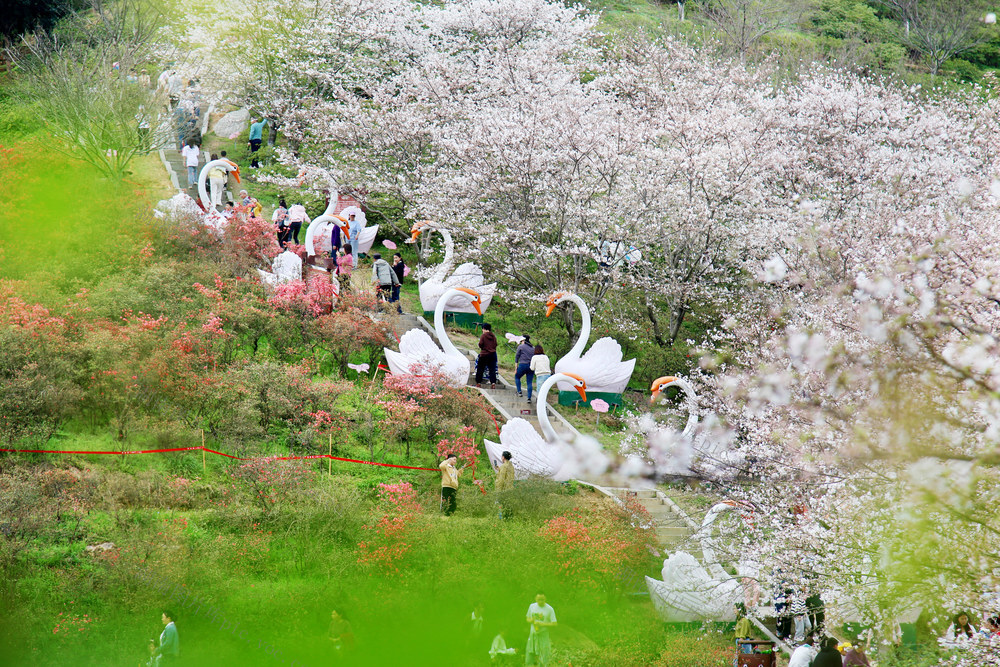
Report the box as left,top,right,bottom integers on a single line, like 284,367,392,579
484,373,587,480
545,291,635,403
645,500,747,622
384,287,482,387
300,189,378,256
339,205,378,256
410,221,496,315
648,375,739,480
304,212,348,257
196,158,240,233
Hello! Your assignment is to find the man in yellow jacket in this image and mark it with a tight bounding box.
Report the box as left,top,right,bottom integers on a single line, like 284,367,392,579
440,453,462,516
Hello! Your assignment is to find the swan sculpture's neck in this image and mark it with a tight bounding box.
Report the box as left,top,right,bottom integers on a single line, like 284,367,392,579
434,288,465,358
560,293,592,358
305,214,343,256
670,378,699,436
536,373,575,442
429,227,455,283
198,159,236,211
322,188,338,217
698,502,741,579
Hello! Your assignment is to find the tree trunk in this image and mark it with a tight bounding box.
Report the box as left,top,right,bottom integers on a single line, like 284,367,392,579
677,0,685,21
267,120,278,147
560,304,577,342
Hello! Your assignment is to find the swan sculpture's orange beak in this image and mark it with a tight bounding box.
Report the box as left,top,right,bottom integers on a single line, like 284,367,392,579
544,291,566,318
410,220,433,242
650,376,678,404
225,160,241,184
562,372,587,402
455,287,482,315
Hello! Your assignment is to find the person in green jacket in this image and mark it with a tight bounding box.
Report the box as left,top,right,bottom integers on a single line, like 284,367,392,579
248,117,267,168
149,610,179,664
495,451,515,492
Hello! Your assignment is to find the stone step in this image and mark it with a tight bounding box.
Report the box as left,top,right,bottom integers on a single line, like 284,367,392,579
656,527,695,541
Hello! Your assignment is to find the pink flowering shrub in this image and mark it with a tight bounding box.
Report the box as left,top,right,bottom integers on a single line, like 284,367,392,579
269,274,335,318
212,522,271,572
52,608,92,645
540,497,656,597
229,458,315,513
356,481,425,573
435,426,480,469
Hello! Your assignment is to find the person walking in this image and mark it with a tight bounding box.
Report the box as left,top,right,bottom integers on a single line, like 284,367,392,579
337,244,354,293
180,139,199,188
439,453,463,516
330,219,342,256
273,198,290,248
524,592,557,667
476,323,498,389
390,252,405,313
371,253,399,304
790,590,811,643
207,154,226,209
287,202,309,245
495,451,515,492
148,610,179,665
248,117,267,168
529,345,551,402
347,213,362,264
513,335,534,399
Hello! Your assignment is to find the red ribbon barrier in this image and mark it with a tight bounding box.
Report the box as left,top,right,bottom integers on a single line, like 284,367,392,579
0,446,439,472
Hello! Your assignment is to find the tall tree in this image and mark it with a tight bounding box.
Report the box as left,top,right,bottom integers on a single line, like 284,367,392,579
876,0,992,74
700,0,811,63
9,0,170,179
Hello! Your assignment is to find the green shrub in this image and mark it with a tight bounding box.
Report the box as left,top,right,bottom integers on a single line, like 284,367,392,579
945,58,982,83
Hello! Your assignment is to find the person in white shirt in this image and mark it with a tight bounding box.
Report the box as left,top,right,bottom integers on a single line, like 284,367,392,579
180,140,199,187
529,345,551,402
788,635,817,667
286,203,309,245
489,629,517,662
525,592,557,666
206,153,226,208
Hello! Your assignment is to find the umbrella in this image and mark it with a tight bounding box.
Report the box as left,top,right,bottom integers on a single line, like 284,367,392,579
383,240,397,250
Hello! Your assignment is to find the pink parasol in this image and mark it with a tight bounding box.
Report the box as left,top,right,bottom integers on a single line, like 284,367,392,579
383,240,397,250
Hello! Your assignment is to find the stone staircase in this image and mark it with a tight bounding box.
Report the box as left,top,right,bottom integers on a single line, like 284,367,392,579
158,97,227,204
391,311,689,549
392,311,578,436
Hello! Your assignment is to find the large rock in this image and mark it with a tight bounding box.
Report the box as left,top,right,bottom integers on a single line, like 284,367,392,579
212,108,250,138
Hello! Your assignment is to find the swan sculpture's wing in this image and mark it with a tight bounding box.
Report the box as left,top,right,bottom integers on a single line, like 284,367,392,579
272,251,303,283
442,262,485,289
257,269,278,288
555,337,636,394
357,224,379,255
497,418,562,479
385,329,443,376
645,552,741,622
384,328,470,386
484,438,505,471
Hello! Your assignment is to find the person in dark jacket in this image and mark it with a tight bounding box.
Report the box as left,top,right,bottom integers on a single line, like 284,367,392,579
476,323,498,388
390,252,405,313
811,636,843,667
806,591,825,634
371,253,399,304
513,335,534,399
